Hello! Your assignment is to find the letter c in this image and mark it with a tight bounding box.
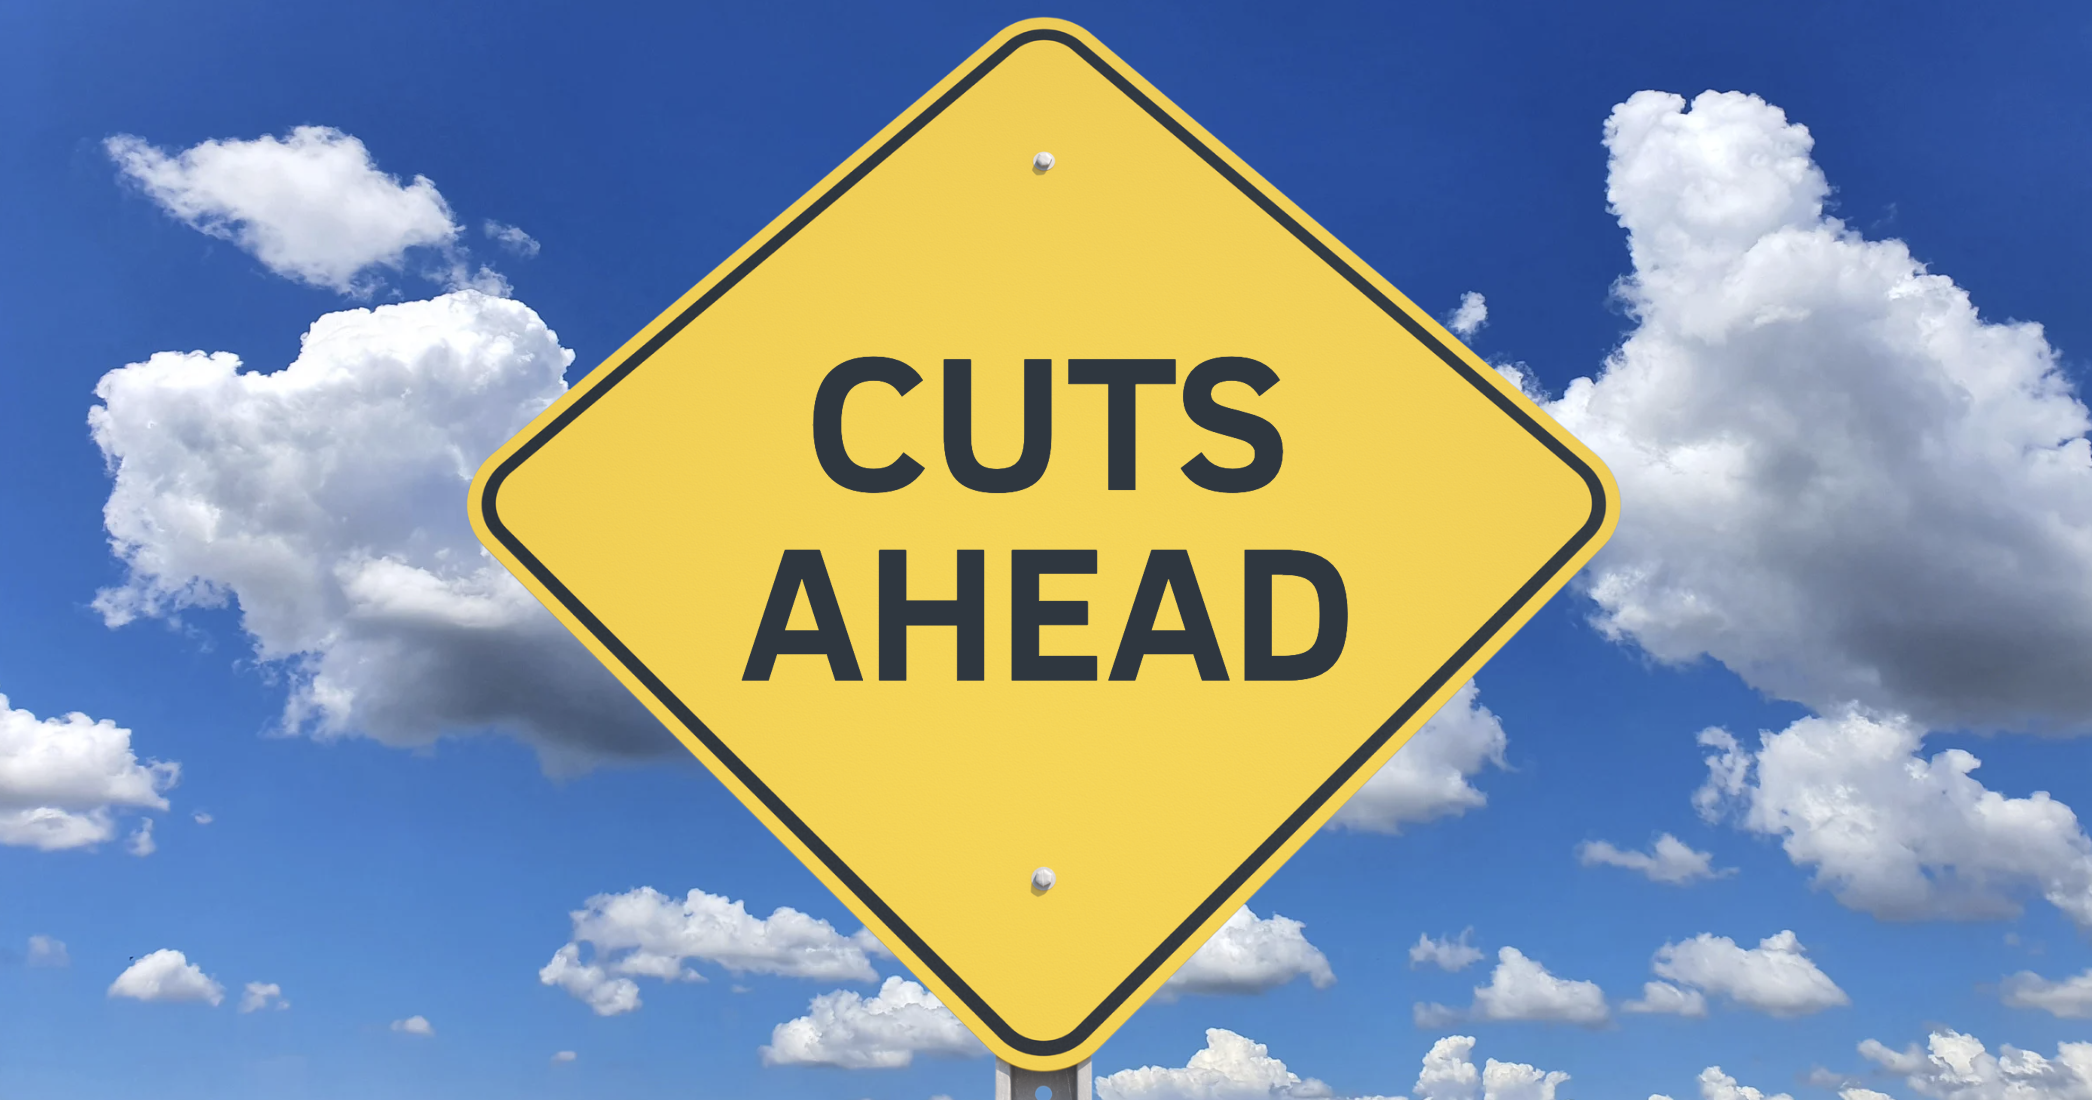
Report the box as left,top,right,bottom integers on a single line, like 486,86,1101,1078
814,357,924,492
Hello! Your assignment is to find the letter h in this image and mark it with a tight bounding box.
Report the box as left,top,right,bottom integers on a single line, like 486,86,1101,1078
879,550,986,681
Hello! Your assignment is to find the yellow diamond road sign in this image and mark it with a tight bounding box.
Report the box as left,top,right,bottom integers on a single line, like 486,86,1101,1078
470,18,1616,1070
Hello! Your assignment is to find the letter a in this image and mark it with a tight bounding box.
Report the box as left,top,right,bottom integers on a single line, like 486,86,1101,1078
744,550,863,680
1109,550,1228,681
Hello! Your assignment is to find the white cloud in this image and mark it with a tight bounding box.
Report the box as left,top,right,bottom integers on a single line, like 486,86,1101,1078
1330,681,1507,833
567,886,880,980
1411,929,1485,972
1097,1028,1334,1100
1481,1058,1571,1100
239,981,289,1013
1411,1036,1479,1100
1864,1039,1932,1076
1097,1030,1566,1100
1415,1002,1464,1030
1419,948,1609,1027
1622,981,1707,1018
541,886,880,1015
484,220,541,259
126,817,155,857
1446,292,1488,339
551,1050,577,1064
1576,834,1731,885
540,943,640,1016
1805,1069,1859,1090
109,949,224,1006
1861,1028,2092,1100
391,1015,435,1037
1693,1067,1792,1100
1163,906,1334,996
1406,1035,1572,1100
106,127,461,294
1649,931,1847,1017
1695,714,2092,926
90,291,666,767
1472,949,1609,1026
192,811,213,825
1547,89,2092,733
760,976,980,1069
2002,969,2092,1018
0,694,177,851
1492,362,1546,404
26,935,69,968
1840,1090,1897,1100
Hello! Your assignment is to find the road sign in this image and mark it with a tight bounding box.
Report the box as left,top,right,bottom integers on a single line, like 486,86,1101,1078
469,18,1616,1070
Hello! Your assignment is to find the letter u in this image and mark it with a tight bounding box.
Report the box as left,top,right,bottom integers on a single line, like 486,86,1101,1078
943,358,1053,493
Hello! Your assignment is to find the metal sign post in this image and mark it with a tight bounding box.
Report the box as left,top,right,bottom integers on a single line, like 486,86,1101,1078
999,1058,1092,1100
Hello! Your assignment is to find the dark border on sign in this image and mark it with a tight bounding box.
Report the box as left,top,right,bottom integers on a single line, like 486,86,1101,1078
480,29,1610,1059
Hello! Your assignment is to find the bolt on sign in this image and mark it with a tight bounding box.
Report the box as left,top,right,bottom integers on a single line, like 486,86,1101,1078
470,18,1616,1070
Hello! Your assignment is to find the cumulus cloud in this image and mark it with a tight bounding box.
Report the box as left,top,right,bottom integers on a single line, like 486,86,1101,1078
90,291,666,767
1,694,177,851
760,976,980,1069
1411,929,1485,972
1622,981,1707,1018
1407,1035,1572,1100
1576,834,1730,885
552,1050,577,1064
1547,89,2092,733
1695,714,2092,927
109,949,224,1005
1099,1030,1567,1100
1860,1028,2092,1100
1446,293,1488,339
484,220,541,258
2001,968,2092,1018
126,818,155,857
107,127,463,294
239,981,289,1013
1470,949,1608,1026
1417,948,1608,1027
1330,681,1507,833
541,886,880,1015
539,944,639,1016
1804,1068,1862,1091
1163,907,1334,996
1687,1067,1793,1100
1649,931,1847,1017
1408,1037,1479,1100
1477,1059,1571,1100
26,935,69,968
1096,1028,1335,1100
391,1015,435,1036
1414,1002,1464,1030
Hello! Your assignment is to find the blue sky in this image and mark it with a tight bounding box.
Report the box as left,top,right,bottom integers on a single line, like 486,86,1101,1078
4,2,2092,1099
